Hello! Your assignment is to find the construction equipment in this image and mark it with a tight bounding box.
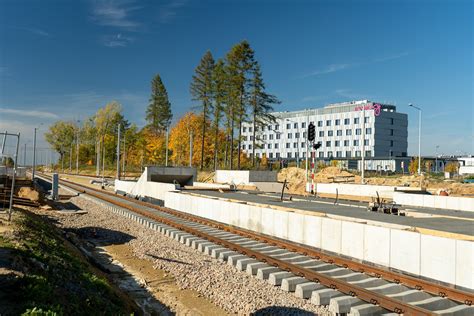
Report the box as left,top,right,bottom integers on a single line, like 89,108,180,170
367,191,404,216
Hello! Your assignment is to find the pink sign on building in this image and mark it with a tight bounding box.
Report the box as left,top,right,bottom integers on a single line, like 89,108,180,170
354,103,381,116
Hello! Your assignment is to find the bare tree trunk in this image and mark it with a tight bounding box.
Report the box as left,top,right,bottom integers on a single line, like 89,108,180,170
230,116,234,170
200,112,206,170
213,124,219,171
252,113,256,167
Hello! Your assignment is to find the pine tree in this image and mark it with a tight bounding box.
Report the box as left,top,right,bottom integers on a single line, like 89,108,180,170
226,40,255,169
250,63,280,167
190,51,215,170
212,59,227,170
146,74,172,134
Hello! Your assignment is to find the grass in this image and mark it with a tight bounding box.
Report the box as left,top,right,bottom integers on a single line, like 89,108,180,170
0,210,132,315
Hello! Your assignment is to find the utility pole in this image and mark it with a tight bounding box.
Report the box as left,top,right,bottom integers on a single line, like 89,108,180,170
361,106,366,184
9,133,20,221
76,120,80,174
116,123,121,180
165,125,169,167
305,110,309,182
1,130,6,155
189,130,193,167
122,132,126,178
69,144,72,173
32,127,39,182
435,145,439,173
23,143,27,166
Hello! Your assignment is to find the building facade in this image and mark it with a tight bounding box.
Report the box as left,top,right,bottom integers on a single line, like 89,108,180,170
241,100,408,161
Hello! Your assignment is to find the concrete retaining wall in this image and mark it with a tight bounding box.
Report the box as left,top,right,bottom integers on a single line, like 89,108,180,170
313,183,397,199
0,166,27,178
393,192,474,212
215,170,277,185
115,179,178,201
165,191,474,290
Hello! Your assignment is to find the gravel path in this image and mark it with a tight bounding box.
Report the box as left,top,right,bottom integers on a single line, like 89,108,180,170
47,196,331,315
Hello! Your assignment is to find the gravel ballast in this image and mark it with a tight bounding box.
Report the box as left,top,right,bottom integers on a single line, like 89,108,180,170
46,195,331,315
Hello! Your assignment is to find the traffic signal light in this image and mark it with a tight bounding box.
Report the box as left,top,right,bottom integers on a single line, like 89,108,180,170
313,142,322,150
308,122,315,141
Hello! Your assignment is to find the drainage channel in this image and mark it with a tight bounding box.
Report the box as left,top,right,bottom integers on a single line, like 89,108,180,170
38,174,474,316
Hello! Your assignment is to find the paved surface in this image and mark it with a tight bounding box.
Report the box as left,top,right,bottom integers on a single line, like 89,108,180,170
188,190,474,237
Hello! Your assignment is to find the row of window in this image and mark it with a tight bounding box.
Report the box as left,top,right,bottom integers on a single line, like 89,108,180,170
252,150,373,159
243,139,395,150
242,116,394,133
242,128,375,141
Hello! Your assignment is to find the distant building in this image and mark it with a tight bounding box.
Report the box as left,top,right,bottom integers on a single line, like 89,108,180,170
241,100,408,162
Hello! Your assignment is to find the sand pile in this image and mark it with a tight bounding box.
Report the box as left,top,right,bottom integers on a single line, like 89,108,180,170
18,187,40,201
314,167,355,183
278,167,307,194
197,171,215,183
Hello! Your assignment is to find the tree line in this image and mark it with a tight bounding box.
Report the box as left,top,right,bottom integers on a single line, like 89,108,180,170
45,40,278,173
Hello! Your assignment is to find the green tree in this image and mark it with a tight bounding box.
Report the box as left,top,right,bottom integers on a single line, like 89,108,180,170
146,74,172,134
249,62,279,167
226,40,256,169
45,121,76,167
212,59,227,170
190,51,215,170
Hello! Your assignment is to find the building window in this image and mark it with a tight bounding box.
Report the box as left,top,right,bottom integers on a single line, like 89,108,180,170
346,151,351,158
293,142,298,148
344,140,349,146
303,132,306,138
390,140,394,147
328,130,334,137
302,122,306,128
256,153,260,158
287,152,292,158
355,150,361,157
335,140,340,147
243,127,247,132
286,123,291,129
242,145,246,150
302,152,306,158
276,153,280,158
287,133,292,139
364,139,369,146
346,129,352,136
294,122,298,128
355,128,362,135
263,135,267,140
276,133,281,140
354,118,360,124
326,141,331,147
365,150,372,157
354,140,359,146
249,127,253,132
275,143,279,149
319,131,324,137
366,128,372,134
295,132,300,138
319,152,324,158
275,124,279,130
262,125,266,131
268,125,272,130
301,142,305,148
317,121,323,127
364,116,369,123
390,118,394,125
390,129,394,136
250,136,254,141
326,120,331,126
269,134,274,140
268,143,272,149
336,151,342,157
286,143,290,148
337,130,342,136
327,151,333,158
335,119,340,126
249,144,252,150
255,126,259,132
269,153,273,158
344,118,350,125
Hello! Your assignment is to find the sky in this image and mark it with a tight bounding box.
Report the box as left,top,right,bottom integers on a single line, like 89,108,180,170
0,0,472,162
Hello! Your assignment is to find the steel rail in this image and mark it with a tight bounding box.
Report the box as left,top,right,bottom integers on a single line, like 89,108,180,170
42,174,473,311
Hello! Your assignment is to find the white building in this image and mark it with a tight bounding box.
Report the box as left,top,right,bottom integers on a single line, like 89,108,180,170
241,100,408,161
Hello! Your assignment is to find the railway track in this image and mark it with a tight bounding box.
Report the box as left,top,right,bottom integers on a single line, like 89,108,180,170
38,174,474,315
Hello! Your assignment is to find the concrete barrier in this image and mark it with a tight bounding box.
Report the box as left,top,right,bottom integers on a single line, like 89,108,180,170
164,191,473,290
314,183,397,199
393,192,474,212
215,170,277,185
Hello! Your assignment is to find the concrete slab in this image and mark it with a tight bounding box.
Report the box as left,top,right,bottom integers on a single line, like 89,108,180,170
329,295,365,314
227,254,249,266
366,283,409,295
420,235,456,285
434,304,474,315
364,225,390,267
341,221,365,260
387,289,432,303
321,218,342,254
455,240,474,290
390,229,421,275
295,282,325,299
303,214,322,249
217,250,238,261
210,247,229,259
348,303,386,316
281,276,308,292
288,212,304,244
268,271,295,286
246,262,270,275
257,266,282,280
236,258,259,271
411,296,457,310
311,288,345,306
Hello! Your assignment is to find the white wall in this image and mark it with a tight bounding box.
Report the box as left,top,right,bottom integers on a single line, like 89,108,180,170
115,178,177,201
165,191,473,290
214,170,277,185
459,166,474,175
312,183,397,199
393,192,474,212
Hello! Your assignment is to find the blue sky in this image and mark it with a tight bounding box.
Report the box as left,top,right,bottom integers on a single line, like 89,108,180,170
0,0,472,160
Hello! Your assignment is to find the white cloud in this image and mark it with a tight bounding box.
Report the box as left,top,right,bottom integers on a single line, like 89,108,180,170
101,33,134,47
0,108,59,119
18,27,51,37
158,0,187,24
91,0,142,29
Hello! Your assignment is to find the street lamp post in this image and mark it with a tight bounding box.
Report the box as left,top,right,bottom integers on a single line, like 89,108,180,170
409,104,422,175
435,145,440,173
32,124,43,182
165,124,169,167
76,120,80,175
